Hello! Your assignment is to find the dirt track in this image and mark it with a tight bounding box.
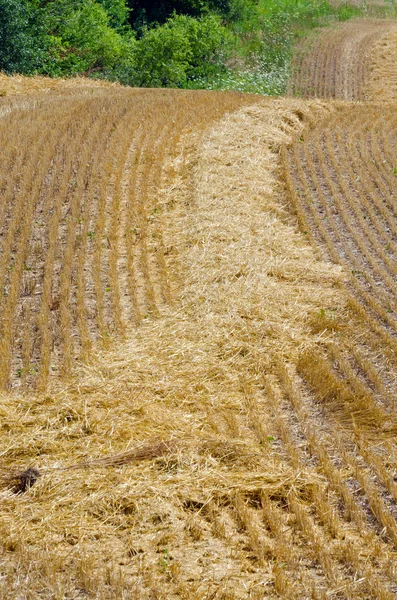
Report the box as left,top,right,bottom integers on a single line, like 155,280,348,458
1,17,397,600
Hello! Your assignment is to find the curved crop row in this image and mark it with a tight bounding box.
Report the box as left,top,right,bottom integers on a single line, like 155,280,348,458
282,105,397,357
290,20,397,100
0,89,253,390
278,94,397,596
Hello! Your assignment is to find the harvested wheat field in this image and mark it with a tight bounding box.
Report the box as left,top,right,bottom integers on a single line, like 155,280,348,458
289,18,397,100
2,16,397,600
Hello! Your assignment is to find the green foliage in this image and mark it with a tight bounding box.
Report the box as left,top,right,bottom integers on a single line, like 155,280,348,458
223,0,259,22
192,0,339,95
96,0,130,29
334,3,361,21
0,0,390,95
208,0,259,20
128,0,227,29
127,0,257,31
134,19,190,86
44,0,136,76
134,13,228,87
0,0,136,77
0,0,49,73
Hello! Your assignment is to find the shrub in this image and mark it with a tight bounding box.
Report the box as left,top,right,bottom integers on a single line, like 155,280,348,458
0,0,49,74
96,0,130,30
43,0,136,76
134,13,229,87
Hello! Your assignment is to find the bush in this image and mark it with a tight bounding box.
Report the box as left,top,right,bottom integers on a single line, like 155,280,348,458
127,0,258,29
0,0,374,94
0,0,49,74
44,0,136,76
134,13,229,87
96,0,130,30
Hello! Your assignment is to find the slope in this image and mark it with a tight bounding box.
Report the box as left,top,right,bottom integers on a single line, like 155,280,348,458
1,16,397,599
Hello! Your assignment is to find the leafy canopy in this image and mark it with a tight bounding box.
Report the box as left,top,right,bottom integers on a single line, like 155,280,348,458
0,0,49,73
135,13,228,87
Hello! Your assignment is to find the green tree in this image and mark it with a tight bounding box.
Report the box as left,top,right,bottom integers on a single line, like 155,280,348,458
43,0,136,75
127,0,250,28
134,13,228,87
96,0,130,30
0,0,49,73
128,1,206,29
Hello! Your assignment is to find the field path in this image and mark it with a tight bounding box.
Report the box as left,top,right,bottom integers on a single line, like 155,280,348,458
2,16,397,600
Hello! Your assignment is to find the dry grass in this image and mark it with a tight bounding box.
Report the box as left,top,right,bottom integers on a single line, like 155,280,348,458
0,72,118,96
367,26,397,100
0,85,255,391
289,19,397,100
2,22,397,596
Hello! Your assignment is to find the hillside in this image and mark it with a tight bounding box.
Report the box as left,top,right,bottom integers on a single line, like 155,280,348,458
1,17,397,599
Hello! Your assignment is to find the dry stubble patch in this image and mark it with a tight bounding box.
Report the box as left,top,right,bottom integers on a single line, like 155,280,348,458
289,19,397,101
0,73,119,97
3,56,397,595
0,95,351,598
280,86,397,596
367,25,397,100
0,86,257,392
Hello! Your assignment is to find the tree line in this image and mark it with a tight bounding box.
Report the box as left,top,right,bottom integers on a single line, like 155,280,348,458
1,0,355,92
0,0,250,86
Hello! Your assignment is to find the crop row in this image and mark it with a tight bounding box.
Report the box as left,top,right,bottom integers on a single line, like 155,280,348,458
0,89,252,390
289,21,396,101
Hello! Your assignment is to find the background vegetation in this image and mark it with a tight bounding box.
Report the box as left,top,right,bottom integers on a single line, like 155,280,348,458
0,0,395,93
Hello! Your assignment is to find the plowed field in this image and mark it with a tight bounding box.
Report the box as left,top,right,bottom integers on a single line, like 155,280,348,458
1,18,397,600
